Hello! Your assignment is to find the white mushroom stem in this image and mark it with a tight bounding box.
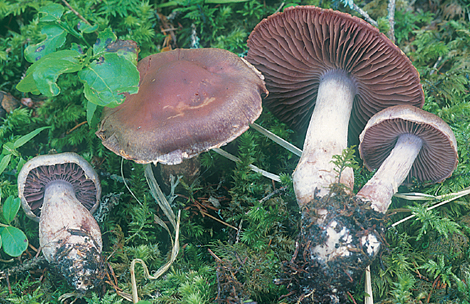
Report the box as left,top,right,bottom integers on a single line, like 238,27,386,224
40,180,102,291
293,70,356,206
357,133,423,213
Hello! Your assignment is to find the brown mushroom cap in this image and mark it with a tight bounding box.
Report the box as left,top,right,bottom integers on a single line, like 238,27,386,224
246,6,424,141
96,48,268,165
18,152,101,222
359,105,458,183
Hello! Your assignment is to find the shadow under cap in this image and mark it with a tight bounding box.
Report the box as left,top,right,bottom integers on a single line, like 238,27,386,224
96,48,268,165
246,5,424,142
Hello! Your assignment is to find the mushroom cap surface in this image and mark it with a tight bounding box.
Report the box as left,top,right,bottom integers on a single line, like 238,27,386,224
18,152,101,222
359,105,458,183
246,6,424,141
96,48,267,165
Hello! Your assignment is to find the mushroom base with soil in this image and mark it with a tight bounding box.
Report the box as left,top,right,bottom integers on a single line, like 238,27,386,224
18,153,104,293
40,181,104,292
282,188,386,303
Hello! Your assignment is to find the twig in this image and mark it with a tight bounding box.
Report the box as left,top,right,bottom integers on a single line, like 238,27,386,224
61,0,92,26
130,211,180,303
274,2,285,14
66,121,87,134
387,0,396,42
200,210,238,231
392,187,470,227
6,272,12,294
347,291,358,304
426,275,441,303
365,265,374,304
212,148,281,182
250,123,302,157
0,256,47,281
259,186,288,204
352,3,378,27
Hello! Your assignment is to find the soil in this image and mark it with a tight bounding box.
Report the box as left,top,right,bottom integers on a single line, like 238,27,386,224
282,185,387,303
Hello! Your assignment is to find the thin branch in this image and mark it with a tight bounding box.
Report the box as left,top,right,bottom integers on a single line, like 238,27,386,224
352,3,378,27
61,0,92,26
250,123,302,157
387,0,396,42
212,148,281,182
391,187,470,227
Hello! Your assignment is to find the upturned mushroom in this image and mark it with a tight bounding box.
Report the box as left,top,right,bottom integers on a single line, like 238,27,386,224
18,152,103,292
96,48,268,165
357,104,458,215
246,6,424,204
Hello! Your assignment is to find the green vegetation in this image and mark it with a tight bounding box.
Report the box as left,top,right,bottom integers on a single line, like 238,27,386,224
1,0,470,303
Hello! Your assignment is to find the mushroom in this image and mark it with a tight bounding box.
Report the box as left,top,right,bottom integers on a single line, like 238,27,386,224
18,152,103,292
246,6,424,204
357,104,458,215
96,48,268,165
295,105,458,301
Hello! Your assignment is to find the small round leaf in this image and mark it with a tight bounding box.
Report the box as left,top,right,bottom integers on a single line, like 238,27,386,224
2,226,28,257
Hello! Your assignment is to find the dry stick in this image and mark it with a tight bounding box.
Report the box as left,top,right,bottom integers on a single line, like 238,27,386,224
365,265,374,304
387,0,396,42
212,148,281,182
130,210,181,304
200,210,238,231
6,273,12,294
427,275,441,303
61,0,92,26
259,186,288,204
250,123,302,157
66,121,87,134
391,188,470,227
352,3,378,27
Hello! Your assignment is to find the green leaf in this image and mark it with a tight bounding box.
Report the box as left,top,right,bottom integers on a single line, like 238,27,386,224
1,226,28,257
94,28,117,56
0,154,12,176
86,101,98,125
2,142,15,154
15,70,41,95
78,22,98,34
24,25,67,63
18,50,83,96
71,43,86,54
3,196,21,224
79,53,139,107
39,3,64,22
206,0,248,2
14,126,51,149
16,157,26,173
104,40,139,65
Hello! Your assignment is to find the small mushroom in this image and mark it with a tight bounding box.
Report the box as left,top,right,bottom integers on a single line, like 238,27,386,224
18,152,103,292
246,6,424,203
96,48,268,165
357,104,458,214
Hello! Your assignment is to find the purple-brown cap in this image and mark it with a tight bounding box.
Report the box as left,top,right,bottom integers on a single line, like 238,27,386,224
96,48,268,165
359,105,458,183
246,6,424,141
18,152,101,222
